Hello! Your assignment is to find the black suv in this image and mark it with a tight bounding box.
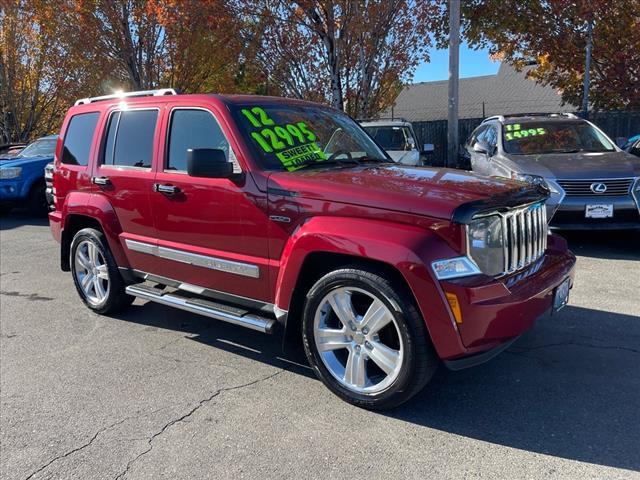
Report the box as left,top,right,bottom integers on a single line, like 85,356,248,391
463,113,640,230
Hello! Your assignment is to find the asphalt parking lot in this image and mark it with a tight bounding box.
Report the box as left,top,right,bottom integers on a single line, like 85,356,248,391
1,213,639,479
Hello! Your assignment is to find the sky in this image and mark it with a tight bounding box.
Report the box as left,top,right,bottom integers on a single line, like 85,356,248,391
413,41,500,83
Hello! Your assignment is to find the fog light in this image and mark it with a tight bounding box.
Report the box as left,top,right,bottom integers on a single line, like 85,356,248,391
445,292,463,324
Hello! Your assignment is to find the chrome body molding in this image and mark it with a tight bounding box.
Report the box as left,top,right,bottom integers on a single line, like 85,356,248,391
124,239,260,278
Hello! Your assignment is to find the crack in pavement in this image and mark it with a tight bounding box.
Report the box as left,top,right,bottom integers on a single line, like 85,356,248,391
114,370,283,480
511,341,639,355
22,407,170,480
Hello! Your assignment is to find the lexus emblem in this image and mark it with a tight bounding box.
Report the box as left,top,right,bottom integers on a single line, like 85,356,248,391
590,183,607,194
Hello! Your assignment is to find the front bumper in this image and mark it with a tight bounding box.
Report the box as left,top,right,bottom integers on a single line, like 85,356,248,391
0,180,23,202
438,234,576,363
550,194,640,230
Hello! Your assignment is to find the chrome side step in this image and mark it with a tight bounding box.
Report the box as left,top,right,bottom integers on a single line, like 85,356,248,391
125,284,276,334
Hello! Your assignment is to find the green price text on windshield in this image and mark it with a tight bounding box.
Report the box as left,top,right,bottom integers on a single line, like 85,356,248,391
241,107,318,158
505,127,546,141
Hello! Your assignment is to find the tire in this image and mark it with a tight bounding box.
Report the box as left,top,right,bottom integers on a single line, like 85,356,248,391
70,228,133,314
302,267,439,410
27,181,48,216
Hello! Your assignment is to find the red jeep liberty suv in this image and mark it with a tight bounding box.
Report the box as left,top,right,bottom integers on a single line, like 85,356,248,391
49,89,575,409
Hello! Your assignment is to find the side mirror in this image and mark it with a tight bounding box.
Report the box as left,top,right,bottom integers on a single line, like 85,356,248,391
422,143,434,154
472,141,489,155
187,148,233,178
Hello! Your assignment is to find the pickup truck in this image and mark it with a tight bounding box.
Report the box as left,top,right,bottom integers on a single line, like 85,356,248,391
49,89,576,409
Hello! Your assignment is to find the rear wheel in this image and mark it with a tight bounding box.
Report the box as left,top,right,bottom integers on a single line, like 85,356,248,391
302,267,439,410
70,228,133,314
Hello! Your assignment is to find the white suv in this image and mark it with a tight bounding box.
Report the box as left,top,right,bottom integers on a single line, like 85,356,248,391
360,119,432,166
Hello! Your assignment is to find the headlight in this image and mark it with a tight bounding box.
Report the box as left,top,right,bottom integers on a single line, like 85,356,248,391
634,178,640,191
0,167,22,179
510,172,556,192
467,215,505,277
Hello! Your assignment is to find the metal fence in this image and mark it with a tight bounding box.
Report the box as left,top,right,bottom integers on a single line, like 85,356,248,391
413,110,640,167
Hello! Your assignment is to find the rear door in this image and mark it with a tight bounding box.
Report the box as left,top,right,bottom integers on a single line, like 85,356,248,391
91,107,161,273
147,104,271,302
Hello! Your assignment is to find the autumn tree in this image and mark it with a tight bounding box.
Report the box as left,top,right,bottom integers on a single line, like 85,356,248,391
433,0,640,111
240,0,435,118
0,0,104,143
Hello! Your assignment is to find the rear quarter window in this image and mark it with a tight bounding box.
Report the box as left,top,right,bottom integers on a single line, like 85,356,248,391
61,112,100,166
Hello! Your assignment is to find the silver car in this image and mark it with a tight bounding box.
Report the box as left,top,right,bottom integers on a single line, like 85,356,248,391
463,113,640,230
361,119,433,166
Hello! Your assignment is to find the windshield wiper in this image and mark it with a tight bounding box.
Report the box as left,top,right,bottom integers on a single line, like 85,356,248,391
356,156,392,164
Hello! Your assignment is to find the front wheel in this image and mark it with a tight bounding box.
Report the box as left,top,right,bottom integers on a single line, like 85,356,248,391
27,181,48,216
302,267,439,410
70,228,133,314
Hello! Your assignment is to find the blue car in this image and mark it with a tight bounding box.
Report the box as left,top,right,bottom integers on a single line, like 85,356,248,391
0,135,57,215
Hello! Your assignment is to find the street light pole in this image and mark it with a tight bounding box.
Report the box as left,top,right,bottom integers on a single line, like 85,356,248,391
582,19,593,119
447,0,460,168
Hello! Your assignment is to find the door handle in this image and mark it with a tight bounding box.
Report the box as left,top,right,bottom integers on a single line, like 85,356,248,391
92,176,110,186
154,183,180,195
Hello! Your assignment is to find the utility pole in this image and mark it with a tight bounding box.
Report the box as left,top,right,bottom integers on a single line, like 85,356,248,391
582,19,593,119
447,0,460,168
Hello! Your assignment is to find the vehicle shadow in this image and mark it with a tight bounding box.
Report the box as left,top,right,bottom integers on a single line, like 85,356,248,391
109,302,640,472
0,210,49,230
555,229,640,261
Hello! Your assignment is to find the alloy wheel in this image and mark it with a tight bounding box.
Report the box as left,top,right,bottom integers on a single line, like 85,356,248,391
74,240,110,305
313,287,404,394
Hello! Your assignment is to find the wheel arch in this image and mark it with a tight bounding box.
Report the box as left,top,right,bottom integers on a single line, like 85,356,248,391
60,193,128,271
275,216,464,358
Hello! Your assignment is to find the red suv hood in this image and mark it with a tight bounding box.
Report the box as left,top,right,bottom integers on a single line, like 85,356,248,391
267,164,527,221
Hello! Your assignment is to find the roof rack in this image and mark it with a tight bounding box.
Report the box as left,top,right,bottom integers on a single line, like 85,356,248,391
357,117,409,123
481,115,505,124
486,112,579,122
74,88,178,106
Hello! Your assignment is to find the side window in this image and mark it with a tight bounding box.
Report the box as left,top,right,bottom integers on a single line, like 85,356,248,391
469,126,486,146
485,126,497,148
103,110,158,168
167,109,240,173
62,112,100,166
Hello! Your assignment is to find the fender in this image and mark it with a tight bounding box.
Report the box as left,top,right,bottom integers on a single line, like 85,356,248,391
17,172,43,199
274,216,467,359
61,191,130,269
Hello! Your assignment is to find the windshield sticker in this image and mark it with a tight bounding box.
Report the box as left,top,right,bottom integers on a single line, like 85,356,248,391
504,123,547,141
241,106,322,170
276,143,327,171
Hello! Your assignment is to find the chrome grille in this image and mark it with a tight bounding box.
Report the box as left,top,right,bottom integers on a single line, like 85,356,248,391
557,178,633,196
501,202,547,274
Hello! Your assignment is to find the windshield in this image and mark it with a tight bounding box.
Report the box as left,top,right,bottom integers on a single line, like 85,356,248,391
231,104,388,171
363,126,415,151
18,138,57,157
502,121,616,155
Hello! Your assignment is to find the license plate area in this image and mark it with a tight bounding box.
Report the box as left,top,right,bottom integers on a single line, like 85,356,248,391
585,204,613,218
553,278,571,312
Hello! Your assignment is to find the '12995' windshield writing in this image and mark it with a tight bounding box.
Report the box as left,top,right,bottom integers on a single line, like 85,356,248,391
233,104,388,171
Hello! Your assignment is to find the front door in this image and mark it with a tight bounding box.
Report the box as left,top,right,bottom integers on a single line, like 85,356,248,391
148,105,271,302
